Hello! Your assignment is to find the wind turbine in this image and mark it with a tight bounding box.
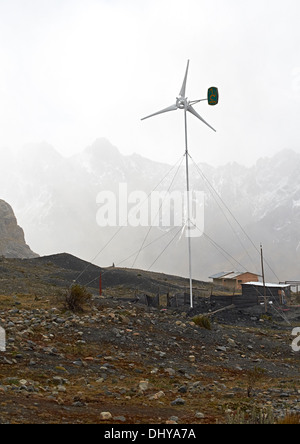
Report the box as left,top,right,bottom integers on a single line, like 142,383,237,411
141,60,218,309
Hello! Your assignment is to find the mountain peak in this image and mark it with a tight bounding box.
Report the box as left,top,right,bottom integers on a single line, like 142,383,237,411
85,138,120,159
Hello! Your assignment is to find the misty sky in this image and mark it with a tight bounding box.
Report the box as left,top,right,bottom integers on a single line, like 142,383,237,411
0,0,300,166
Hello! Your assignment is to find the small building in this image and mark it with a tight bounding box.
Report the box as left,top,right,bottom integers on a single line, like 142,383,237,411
209,271,259,291
280,281,300,295
211,281,291,309
242,282,291,306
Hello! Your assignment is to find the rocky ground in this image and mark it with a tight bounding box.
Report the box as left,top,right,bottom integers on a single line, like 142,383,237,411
0,254,300,424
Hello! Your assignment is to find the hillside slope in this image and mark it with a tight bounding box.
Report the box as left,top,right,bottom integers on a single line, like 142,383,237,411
0,252,299,424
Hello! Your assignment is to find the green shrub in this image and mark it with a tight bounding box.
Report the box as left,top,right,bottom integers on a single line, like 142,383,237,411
65,284,92,312
192,315,212,330
246,366,266,398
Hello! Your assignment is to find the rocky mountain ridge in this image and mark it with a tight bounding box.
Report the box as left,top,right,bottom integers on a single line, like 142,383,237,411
0,200,38,259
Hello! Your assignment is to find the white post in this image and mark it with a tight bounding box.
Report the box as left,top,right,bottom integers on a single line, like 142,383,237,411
184,104,193,309
0,325,6,352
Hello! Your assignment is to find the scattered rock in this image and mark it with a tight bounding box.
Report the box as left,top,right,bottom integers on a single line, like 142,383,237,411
113,416,126,422
0,271,299,425
165,368,176,376
171,398,185,406
100,412,112,421
139,381,149,392
149,391,165,401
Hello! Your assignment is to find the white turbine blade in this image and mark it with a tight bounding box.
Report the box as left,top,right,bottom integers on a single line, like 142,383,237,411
179,60,190,98
187,105,216,132
141,104,178,121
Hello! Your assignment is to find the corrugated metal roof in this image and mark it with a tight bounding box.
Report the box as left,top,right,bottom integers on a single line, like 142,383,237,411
243,282,290,288
209,271,254,280
209,271,233,279
223,272,246,279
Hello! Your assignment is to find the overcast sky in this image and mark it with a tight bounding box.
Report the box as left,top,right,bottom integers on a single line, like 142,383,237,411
0,0,299,166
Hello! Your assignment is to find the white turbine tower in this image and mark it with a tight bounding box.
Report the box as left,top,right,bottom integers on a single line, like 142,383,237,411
141,60,218,309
